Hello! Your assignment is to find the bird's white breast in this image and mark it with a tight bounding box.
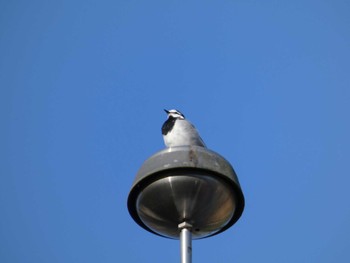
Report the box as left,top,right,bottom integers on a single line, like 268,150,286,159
163,119,206,147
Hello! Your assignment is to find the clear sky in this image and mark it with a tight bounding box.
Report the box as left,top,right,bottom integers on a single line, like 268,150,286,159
1,1,350,262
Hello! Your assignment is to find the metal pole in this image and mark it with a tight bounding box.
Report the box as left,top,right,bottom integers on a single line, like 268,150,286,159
179,222,192,263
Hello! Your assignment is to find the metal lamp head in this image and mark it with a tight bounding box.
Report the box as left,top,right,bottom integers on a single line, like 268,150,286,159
127,146,244,239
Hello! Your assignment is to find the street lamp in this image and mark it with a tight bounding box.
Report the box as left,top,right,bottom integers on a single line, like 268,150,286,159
127,146,244,263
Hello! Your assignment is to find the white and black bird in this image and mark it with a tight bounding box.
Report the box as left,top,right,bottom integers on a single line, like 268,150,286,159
162,109,206,148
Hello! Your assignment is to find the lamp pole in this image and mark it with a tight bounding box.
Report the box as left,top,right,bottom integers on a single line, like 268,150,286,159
179,222,192,263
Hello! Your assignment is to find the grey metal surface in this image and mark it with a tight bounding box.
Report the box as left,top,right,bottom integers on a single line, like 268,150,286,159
136,174,236,238
179,223,192,263
127,146,244,239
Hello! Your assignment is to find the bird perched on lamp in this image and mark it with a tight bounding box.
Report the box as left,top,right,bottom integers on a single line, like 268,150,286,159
162,109,206,148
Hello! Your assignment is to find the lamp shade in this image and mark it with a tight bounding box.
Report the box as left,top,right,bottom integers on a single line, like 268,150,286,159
127,146,244,239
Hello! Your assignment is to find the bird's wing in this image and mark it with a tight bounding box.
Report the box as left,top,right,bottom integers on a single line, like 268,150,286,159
186,121,206,147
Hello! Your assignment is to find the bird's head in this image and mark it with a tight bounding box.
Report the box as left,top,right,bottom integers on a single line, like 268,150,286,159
164,109,185,119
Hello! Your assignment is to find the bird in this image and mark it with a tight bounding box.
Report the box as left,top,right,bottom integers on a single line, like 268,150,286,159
162,109,206,148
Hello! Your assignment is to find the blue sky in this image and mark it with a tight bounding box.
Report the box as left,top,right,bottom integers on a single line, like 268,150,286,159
1,0,350,262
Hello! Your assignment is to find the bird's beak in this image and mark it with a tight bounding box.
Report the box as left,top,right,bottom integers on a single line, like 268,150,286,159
164,109,170,114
